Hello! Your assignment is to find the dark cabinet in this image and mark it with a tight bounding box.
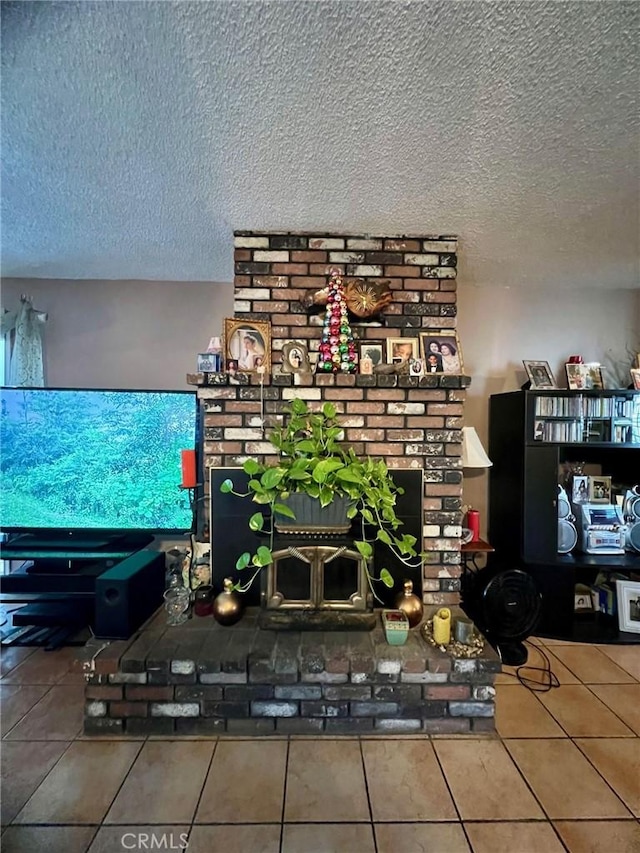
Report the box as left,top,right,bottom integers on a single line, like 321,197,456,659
488,389,640,643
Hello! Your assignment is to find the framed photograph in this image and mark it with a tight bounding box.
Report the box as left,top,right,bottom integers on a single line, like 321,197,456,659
566,362,605,390
358,340,384,372
409,358,424,377
523,360,557,389
281,341,311,374
572,475,589,504
615,579,640,634
588,475,612,504
224,319,271,373
630,368,640,390
387,337,419,365
419,330,464,374
197,353,216,373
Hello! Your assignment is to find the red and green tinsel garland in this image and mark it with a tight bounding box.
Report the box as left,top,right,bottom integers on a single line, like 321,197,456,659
316,269,358,373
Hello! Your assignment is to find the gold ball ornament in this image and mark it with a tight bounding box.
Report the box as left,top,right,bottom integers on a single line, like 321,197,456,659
212,578,244,626
394,579,424,628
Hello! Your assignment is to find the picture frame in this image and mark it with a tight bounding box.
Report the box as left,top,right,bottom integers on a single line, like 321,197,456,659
224,319,271,373
565,362,605,390
588,475,612,504
523,360,557,389
630,368,640,390
357,340,384,371
419,330,464,374
571,475,589,504
197,353,216,373
281,341,311,374
615,579,640,634
387,337,419,365
409,358,424,377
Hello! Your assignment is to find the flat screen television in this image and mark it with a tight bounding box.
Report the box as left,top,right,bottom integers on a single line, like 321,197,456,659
0,387,198,548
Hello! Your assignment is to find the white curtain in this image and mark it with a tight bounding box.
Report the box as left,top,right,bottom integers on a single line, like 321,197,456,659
0,298,48,386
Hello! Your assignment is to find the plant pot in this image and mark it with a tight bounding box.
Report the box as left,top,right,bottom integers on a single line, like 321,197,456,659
274,493,353,534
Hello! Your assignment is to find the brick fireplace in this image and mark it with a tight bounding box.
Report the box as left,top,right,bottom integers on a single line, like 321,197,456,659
198,230,468,606
83,230,500,737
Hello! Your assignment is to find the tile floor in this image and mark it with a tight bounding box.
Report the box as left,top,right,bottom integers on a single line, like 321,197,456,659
1,638,639,853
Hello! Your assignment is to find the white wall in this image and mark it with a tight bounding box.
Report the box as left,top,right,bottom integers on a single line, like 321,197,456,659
1,278,234,390
2,277,638,538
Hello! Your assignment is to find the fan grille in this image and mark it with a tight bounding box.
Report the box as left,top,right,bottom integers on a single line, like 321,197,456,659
481,569,541,640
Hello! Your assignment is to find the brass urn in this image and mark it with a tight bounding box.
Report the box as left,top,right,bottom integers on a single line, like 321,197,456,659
394,579,424,628
212,578,243,626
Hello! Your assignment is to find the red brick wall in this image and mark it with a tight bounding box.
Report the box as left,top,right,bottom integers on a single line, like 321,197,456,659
197,231,466,606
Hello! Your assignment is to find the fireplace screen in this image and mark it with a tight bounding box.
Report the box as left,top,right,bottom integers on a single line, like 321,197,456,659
262,545,369,611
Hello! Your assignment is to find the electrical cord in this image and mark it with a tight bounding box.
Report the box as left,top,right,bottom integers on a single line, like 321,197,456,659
503,639,560,693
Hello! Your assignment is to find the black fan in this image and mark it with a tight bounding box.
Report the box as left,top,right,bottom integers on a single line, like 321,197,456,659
462,567,541,665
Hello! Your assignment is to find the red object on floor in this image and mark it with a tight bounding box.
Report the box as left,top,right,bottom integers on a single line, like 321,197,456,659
180,449,197,488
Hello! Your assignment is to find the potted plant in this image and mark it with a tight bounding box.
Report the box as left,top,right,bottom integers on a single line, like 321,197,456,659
220,399,423,602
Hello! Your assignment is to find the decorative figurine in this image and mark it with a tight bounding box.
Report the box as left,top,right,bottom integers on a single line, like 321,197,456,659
314,269,358,374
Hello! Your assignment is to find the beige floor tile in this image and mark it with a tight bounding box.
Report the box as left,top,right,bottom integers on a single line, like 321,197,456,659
554,820,640,852
0,646,35,678
282,823,375,853
284,740,369,823
105,740,214,824
537,684,634,737
539,637,584,646
0,825,97,853
464,821,565,853
4,684,85,740
495,684,565,738
188,825,279,853
0,740,69,825
575,738,640,817
589,684,640,735
362,739,457,822
505,738,631,819
596,645,640,681
495,646,581,686
433,739,544,821
375,822,470,853
196,739,287,824
523,645,581,684
0,684,49,735
1,647,79,684
88,825,191,853
550,645,637,684
14,740,141,824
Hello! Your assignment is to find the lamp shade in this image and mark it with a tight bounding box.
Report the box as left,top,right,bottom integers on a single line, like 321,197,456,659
462,427,492,468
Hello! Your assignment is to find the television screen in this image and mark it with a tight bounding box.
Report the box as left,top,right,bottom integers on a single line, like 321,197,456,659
0,387,197,536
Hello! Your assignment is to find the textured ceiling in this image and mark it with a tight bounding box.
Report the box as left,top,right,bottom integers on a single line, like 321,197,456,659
1,0,638,288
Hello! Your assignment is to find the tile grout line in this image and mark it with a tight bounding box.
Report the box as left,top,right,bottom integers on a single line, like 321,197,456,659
278,736,291,853
357,736,377,853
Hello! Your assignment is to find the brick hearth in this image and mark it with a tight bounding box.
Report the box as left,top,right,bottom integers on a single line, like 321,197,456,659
83,607,498,736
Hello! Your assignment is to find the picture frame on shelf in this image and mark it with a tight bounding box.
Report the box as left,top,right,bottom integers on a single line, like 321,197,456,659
615,579,640,634
224,319,271,373
566,362,605,390
419,330,464,374
280,341,311,374
357,340,384,372
196,353,216,373
588,475,612,504
523,360,557,389
409,358,424,377
572,475,589,504
630,368,640,390
387,337,419,365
